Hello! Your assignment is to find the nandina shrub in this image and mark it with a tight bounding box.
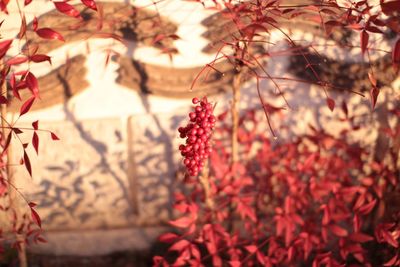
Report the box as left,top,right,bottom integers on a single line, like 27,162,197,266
153,99,400,267
0,0,97,262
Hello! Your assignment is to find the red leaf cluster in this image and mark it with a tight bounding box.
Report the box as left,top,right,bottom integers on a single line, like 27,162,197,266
154,103,400,266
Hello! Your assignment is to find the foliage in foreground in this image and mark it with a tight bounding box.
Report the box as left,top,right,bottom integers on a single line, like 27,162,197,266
154,100,400,266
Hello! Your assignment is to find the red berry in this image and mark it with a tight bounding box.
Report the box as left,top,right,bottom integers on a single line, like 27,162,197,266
189,112,196,121
192,97,199,104
179,96,216,176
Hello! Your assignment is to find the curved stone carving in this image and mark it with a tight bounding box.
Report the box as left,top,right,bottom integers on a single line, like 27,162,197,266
288,47,397,93
7,1,398,111
7,2,179,112
200,0,351,54
8,55,88,112
116,57,235,97
24,2,177,55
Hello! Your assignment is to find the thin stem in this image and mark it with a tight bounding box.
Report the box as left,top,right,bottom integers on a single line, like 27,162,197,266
231,69,242,164
1,58,27,267
198,161,214,210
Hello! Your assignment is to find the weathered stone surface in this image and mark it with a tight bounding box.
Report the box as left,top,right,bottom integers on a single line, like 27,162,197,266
128,112,187,225
14,118,136,231
11,110,192,233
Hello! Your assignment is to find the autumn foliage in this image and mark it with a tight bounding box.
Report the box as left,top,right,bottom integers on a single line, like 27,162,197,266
1,0,400,265
0,0,97,260
154,103,400,266
153,0,400,265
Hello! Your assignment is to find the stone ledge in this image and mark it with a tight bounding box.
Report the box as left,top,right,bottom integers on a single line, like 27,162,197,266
28,226,169,256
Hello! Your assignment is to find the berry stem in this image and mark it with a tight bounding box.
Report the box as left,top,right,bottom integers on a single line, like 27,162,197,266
231,69,242,164
198,161,214,210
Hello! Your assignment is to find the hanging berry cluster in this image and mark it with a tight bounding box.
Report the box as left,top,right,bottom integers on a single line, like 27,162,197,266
178,97,216,176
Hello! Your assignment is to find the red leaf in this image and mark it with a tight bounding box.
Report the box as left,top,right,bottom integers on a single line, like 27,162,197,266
329,224,348,237
158,233,179,243
169,216,192,228
30,54,52,64
32,132,39,155
242,23,270,39
26,72,39,98
6,56,28,66
348,23,363,30
50,132,60,140
92,33,126,45
23,151,32,177
245,245,258,253
169,34,180,40
30,207,41,228
393,38,400,72
0,39,12,60
384,254,398,266
19,96,35,116
10,73,21,100
3,132,12,153
12,128,23,134
349,232,374,243
368,71,377,86
152,34,166,44
365,25,383,33
18,15,27,39
24,0,32,6
213,255,222,266
358,199,377,215
382,230,399,248
370,87,380,110
81,0,97,10
360,30,369,55
32,120,38,130
229,261,241,267
341,101,348,117
326,97,335,111
169,239,190,252
32,16,38,31
0,96,7,104
387,17,400,34
36,28,65,42
36,236,47,243
54,2,81,18
381,0,400,16
288,246,295,261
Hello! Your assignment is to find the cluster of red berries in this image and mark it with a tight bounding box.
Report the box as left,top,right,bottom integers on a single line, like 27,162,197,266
178,97,216,176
